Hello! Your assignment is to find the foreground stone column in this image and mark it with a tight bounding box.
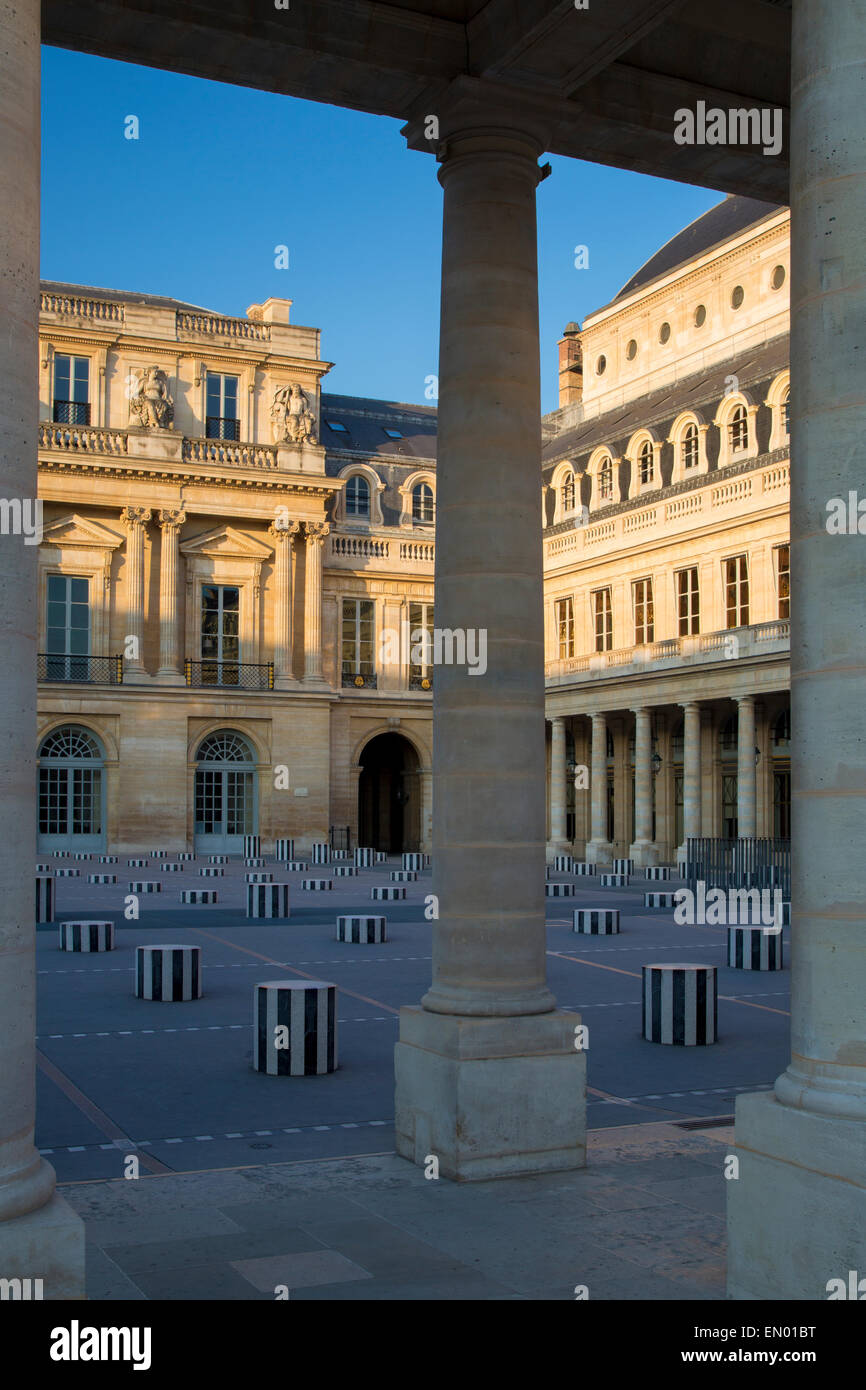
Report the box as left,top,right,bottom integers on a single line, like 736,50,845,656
269,518,300,686
728,0,866,1298
677,700,702,863
156,509,185,682
0,0,85,1296
120,506,151,679
629,706,658,866
548,716,569,857
394,121,585,1180
303,522,328,683
585,711,612,864
736,695,757,838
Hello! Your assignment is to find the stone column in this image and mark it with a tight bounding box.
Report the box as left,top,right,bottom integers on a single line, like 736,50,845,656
394,120,584,1180
156,509,186,682
548,716,569,856
0,0,84,1295
629,706,658,866
728,0,866,1299
303,521,329,683
269,518,300,687
677,700,702,864
736,695,757,838
120,506,151,679
586,711,612,864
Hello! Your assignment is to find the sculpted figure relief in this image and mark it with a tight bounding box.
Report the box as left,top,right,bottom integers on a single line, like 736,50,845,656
271,383,317,445
130,365,174,428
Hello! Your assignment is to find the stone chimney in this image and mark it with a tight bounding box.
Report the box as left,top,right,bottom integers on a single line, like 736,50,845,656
558,322,583,407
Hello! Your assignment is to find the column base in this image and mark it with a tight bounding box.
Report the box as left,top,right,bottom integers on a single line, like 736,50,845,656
727,1089,866,1299
585,839,613,866
0,1192,86,1299
628,840,659,868
155,669,186,686
394,1005,586,1181
545,840,571,863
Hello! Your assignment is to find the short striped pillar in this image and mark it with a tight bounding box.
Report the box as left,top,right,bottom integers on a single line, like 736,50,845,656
573,909,619,935
252,980,337,1076
181,890,218,904
150,850,167,859
642,963,717,1046
247,884,290,919
545,882,575,898
72,852,91,861
243,835,261,859
613,858,634,875
128,881,161,893
98,855,118,864
401,853,426,871
600,873,628,888
60,921,114,952
354,847,375,868
645,866,671,881
36,875,55,923
55,868,80,878
337,915,387,944
727,926,784,971
199,867,224,877
127,858,148,868
245,857,266,869
36,863,52,873
275,838,295,861
573,863,596,876
284,861,308,872
333,865,358,877
311,842,330,865
780,901,791,927
88,874,116,885
136,944,202,1001
332,850,350,861
246,871,273,884
178,852,195,862
553,854,574,872
375,851,388,863
54,850,71,858
209,854,228,865
161,863,183,873
644,892,676,909
390,869,417,882
301,879,333,891
371,885,405,900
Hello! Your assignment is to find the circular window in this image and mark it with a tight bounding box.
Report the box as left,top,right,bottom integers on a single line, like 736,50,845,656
731,285,745,309
659,322,671,344
626,339,637,361
596,355,606,375
771,264,786,290
694,304,707,327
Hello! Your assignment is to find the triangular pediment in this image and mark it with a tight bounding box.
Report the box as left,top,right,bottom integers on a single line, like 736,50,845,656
40,513,125,550
180,525,273,560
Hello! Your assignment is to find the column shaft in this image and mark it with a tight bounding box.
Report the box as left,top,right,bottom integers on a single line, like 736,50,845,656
303,523,328,683
586,711,611,863
270,520,299,684
630,707,658,866
121,507,151,676
157,510,185,679
549,716,568,850
736,696,756,838
680,700,702,859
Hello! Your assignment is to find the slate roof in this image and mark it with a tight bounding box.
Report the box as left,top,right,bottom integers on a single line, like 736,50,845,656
320,392,438,462
40,279,214,314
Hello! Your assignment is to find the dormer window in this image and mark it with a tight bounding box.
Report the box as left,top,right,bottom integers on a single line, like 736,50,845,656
383,428,403,439
412,482,434,523
599,457,613,502
561,470,576,513
638,440,654,485
729,405,749,453
683,423,699,470
326,420,349,434
346,475,370,518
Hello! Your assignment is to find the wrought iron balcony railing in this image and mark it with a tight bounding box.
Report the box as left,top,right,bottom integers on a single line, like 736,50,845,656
205,416,241,441
342,670,378,689
408,673,432,691
38,653,123,685
52,400,91,426
184,659,274,690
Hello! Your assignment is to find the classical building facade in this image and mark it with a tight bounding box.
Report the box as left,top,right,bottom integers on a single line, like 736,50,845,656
36,194,789,864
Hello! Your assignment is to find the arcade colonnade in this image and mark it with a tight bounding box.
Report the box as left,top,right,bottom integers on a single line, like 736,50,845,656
0,0,863,1301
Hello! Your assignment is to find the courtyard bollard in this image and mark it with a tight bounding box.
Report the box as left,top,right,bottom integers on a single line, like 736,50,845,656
243,835,261,859
301,879,333,891
36,874,55,923
573,909,619,935
642,962,717,1045
128,881,161,893
311,842,330,865
245,872,273,884
401,853,426,871
181,890,218,904
645,866,671,881
375,851,388,863
336,915,387,944
88,874,116,885
613,858,634,875
553,854,574,873
55,868,80,878
283,861,308,872
333,865,358,877
573,863,596,876
545,882,575,898
275,838,294,861
246,883,290,919
727,925,784,971
252,980,337,1075
600,873,629,888
354,847,375,868
199,867,224,877
245,857,266,869
390,870,417,882
136,944,203,1001
371,885,405,901
644,892,676,909
60,921,115,952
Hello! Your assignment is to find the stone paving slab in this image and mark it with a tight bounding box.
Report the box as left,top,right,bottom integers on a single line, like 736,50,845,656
62,1119,728,1300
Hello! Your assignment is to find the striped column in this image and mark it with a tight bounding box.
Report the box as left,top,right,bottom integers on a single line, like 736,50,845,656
150,850,167,859
208,854,228,865
372,885,405,901
337,916,387,944
642,963,717,1045
72,852,91,861
727,926,784,971
178,852,195,862
243,835,261,859
98,856,118,864
402,853,427,871
354,847,375,868
199,868,223,878
245,857,266,869
59,921,114,953
573,909,619,935
252,980,337,1075
128,881,161,893
301,879,333,891
55,868,79,878
161,863,183,873
127,859,147,868
644,892,676,909
311,842,330,865
645,866,670,881
574,863,595,876
275,838,294,861
247,884,290,919
553,854,574,873
391,870,417,882
36,876,54,923
36,863,51,873
614,858,634,875
283,860,308,871
245,872,273,884
181,890,217,904
136,945,202,1001
375,851,388,863
545,882,575,898
88,874,116,885
600,873,628,888
334,865,358,877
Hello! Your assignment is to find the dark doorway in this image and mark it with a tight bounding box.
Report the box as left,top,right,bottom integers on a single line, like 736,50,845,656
358,733,420,853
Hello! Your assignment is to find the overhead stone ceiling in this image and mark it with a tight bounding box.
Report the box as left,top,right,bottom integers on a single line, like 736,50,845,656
43,0,790,200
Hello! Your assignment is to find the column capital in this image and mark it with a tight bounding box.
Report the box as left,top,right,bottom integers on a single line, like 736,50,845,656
120,506,152,530
158,508,186,531
268,518,301,543
305,521,330,545
402,76,553,163
736,693,756,708
681,699,701,712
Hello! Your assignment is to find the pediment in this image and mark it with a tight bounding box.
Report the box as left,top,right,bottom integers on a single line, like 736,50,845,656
180,525,273,560
40,513,125,550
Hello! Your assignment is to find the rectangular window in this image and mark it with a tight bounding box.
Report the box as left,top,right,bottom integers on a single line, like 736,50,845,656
45,573,90,679
206,372,240,440
725,555,749,628
409,601,433,686
555,597,574,659
200,584,240,683
592,588,612,652
633,578,654,645
53,354,90,425
342,598,374,678
676,566,700,636
775,544,790,620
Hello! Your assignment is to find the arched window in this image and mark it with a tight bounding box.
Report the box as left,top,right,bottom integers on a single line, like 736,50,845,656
638,440,654,485
729,405,749,453
598,456,613,502
38,724,105,850
781,389,790,437
345,475,370,518
411,482,434,523
682,423,699,470
561,470,576,513
195,729,257,852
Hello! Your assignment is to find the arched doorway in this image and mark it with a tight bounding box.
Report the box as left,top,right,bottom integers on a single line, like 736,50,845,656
194,729,257,853
358,733,420,853
38,724,106,852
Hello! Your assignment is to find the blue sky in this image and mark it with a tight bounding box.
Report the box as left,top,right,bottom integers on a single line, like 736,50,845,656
41,48,722,415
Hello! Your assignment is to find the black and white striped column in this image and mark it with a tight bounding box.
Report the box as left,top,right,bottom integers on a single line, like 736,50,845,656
545,882,575,898
552,854,574,873
60,921,115,952
209,854,228,865
283,860,308,871
98,855,118,864
727,926,784,971
573,909,619,935
390,870,417,882
401,853,427,871
127,858,147,868
645,866,671,881
178,852,195,862
573,863,596,876
311,842,330,865
136,944,203,1001
302,879,333,891
181,890,218,904
252,980,337,1075
613,858,634,875
337,915,387,944
246,872,273,884
36,862,51,873
72,852,91,861
354,847,375,868
245,857,266,869
371,885,405,900
128,881,161,893
642,963,717,1045
161,863,183,873
199,867,223,878
55,868,79,878
246,884,291,919
644,892,676,909
600,873,628,887
375,851,388,863
333,865,358,877
275,838,294,861
36,875,54,922
150,850,167,859
243,835,261,859
88,874,116,885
